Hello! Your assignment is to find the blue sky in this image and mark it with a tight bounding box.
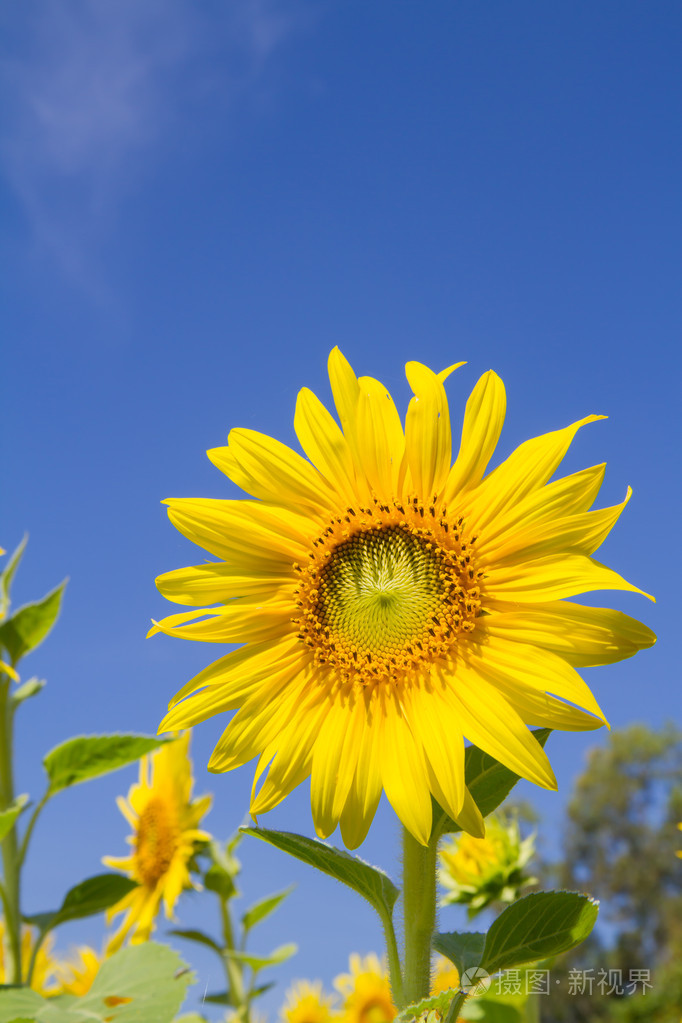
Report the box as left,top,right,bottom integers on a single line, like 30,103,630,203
2,1,680,1016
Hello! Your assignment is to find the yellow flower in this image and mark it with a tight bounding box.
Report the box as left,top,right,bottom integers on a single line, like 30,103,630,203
0,919,60,995
281,980,339,1023
334,953,396,1023
54,945,103,996
439,813,536,914
102,732,212,950
431,955,460,995
154,350,655,848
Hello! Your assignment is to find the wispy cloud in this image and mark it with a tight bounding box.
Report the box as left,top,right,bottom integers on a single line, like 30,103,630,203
1,0,305,293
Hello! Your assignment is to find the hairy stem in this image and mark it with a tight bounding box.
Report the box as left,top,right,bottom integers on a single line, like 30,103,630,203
379,904,406,1009
402,826,438,1005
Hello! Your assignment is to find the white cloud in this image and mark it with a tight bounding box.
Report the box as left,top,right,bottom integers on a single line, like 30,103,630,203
1,0,305,290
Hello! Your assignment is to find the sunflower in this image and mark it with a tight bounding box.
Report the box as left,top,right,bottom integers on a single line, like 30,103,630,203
102,732,211,950
281,980,339,1023
154,350,655,848
439,812,536,913
334,954,396,1023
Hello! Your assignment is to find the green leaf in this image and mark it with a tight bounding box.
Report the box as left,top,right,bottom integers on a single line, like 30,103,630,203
203,862,237,901
202,993,233,1006
174,1016,210,1023
0,581,66,664
395,990,458,1023
0,986,51,1023
10,677,45,705
251,982,276,999
241,885,295,932
223,943,297,970
242,827,400,922
24,874,137,933
0,944,194,1022
44,734,168,794
200,838,240,900
0,536,27,620
432,932,486,975
0,795,29,842
78,941,192,1022
481,891,599,974
168,929,222,956
436,730,551,834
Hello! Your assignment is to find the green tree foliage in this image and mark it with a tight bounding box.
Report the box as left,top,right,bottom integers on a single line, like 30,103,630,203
542,723,682,1023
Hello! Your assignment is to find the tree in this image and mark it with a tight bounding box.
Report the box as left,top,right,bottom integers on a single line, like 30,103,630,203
541,723,682,1023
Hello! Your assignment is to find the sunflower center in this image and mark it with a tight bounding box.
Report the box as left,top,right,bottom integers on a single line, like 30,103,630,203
135,796,178,887
293,502,483,686
317,526,441,655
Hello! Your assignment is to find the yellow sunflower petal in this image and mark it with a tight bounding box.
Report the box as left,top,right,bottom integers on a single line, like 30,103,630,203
380,691,433,845
464,414,606,532
485,552,653,603
161,683,252,731
481,602,656,667
479,463,606,549
149,601,293,645
164,498,309,568
404,683,465,821
113,795,137,829
167,634,302,708
227,428,338,512
310,689,366,838
156,563,297,606
492,681,605,732
207,444,251,490
208,665,315,772
466,633,608,723
250,704,324,816
479,488,633,564
443,666,557,790
339,714,384,849
328,346,361,435
443,370,506,501
404,362,464,502
294,387,359,505
354,376,405,500
448,786,485,838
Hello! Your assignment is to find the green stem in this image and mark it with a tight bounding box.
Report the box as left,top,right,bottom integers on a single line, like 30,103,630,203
402,826,439,1006
220,896,247,1023
378,905,406,1009
0,677,22,984
17,792,50,869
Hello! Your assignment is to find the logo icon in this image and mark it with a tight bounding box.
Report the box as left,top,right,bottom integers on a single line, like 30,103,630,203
460,967,491,996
